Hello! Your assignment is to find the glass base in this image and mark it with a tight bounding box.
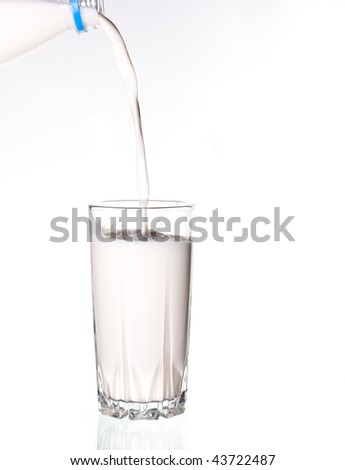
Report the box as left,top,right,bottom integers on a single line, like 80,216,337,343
98,390,187,420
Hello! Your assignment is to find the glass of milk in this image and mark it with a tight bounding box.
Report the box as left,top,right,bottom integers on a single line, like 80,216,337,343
90,200,193,420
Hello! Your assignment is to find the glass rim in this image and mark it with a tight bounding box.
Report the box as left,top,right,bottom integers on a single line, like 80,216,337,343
89,200,195,210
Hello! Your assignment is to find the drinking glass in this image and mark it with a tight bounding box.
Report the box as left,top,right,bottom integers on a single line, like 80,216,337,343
89,200,193,420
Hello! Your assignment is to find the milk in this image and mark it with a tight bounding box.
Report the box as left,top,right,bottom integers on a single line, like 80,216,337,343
91,232,192,404
99,15,150,207
90,18,192,415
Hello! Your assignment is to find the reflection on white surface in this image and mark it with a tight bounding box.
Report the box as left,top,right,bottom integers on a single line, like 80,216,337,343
97,413,188,450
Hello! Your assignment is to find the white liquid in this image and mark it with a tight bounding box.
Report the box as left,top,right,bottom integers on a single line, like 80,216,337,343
92,19,190,406
92,233,192,402
98,15,150,207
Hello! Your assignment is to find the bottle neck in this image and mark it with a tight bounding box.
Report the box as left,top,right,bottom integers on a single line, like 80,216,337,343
70,0,103,33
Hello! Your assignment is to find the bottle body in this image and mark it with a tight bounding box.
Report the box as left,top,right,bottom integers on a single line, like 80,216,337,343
0,1,100,64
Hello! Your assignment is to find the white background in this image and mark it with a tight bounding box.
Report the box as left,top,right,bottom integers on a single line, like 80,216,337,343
0,0,344,468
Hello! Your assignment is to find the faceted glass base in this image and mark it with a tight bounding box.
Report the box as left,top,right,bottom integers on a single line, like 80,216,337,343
98,390,187,420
